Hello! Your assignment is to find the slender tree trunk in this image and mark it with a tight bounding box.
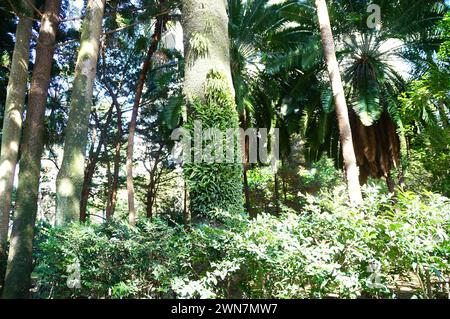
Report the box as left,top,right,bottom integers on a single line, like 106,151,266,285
274,172,281,216
183,180,190,230
145,180,154,221
126,14,166,226
55,0,105,225
241,111,253,218
438,101,449,128
281,157,288,201
79,169,92,223
386,172,396,194
2,0,60,299
0,0,34,262
79,107,113,221
315,0,363,205
106,102,122,220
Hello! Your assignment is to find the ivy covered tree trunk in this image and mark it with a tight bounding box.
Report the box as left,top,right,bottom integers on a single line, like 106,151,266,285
55,0,105,225
0,0,34,261
315,0,363,205
2,0,60,299
182,0,243,219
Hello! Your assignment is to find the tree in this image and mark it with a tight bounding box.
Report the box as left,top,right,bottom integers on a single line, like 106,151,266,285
2,0,61,299
182,0,243,220
228,0,297,217
314,0,363,204
79,105,114,222
0,0,34,261
278,0,446,190
126,7,168,226
55,0,106,225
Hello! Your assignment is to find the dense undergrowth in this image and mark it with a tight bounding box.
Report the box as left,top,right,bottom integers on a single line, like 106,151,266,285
33,185,450,299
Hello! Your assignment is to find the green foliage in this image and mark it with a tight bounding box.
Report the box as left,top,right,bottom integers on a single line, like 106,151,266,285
188,32,210,61
35,187,450,299
34,220,181,299
183,71,243,219
399,25,450,196
299,156,343,192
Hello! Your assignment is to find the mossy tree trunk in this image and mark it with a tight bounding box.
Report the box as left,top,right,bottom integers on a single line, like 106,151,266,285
315,0,363,205
0,0,34,263
182,0,243,220
2,0,60,299
55,0,105,225
182,0,235,101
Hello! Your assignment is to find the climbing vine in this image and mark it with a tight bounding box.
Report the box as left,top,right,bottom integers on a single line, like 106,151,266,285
184,71,243,220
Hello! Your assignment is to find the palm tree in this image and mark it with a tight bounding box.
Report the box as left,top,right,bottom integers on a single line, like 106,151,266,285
228,0,296,216
270,0,446,190
314,0,363,204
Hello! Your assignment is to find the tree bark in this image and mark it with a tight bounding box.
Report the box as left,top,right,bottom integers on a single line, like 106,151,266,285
2,0,60,299
315,0,363,205
79,107,113,222
106,101,122,220
183,181,190,230
182,0,235,101
242,111,253,218
55,0,105,225
0,0,34,261
126,13,167,226
145,180,155,221
274,172,281,216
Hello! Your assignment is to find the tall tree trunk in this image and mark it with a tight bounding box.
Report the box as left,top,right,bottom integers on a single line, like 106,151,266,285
55,0,105,225
274,172,281,216
182,0,243,218
315,0,363,205
79,106,113,222
241,111,253,218
145,180,155,221
182,0,235,100
106,102,122,220
0,0,34,262
183,180,190,230
126,14,166,226
281,157,288,202
2,0,60,299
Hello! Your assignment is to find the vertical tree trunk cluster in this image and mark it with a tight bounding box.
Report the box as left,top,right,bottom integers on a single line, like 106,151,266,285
104,87,123,220
0,0,34,261
126,9,168,226
315,0,363,205
2,0,61,299
79,106,114,222
55,0,106,225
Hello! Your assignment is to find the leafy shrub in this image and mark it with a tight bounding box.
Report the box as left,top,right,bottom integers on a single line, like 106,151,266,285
298,156,343,192
34,220,182,299
34,186,450,299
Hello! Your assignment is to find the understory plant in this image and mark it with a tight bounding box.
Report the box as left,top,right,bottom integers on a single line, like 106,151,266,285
34,186,450,299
